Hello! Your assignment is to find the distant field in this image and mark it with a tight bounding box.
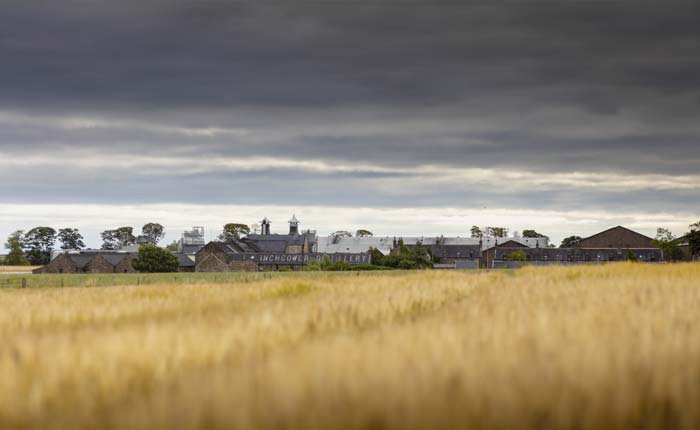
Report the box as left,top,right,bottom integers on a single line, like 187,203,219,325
2,264,700,429
0,265,40,273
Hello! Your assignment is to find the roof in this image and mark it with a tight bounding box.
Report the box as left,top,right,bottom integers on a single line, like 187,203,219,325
579,226,653,245
289,214,299,224
66,254,94,269
247,234,306,246
176,253,195,267
100,253,130,265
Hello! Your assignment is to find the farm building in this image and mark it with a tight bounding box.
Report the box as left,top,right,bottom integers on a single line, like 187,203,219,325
482,226,664,268
35,250,198,274
33,252,138,274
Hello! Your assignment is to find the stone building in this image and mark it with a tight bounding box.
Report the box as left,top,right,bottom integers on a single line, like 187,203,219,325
33,252,137,274
482,226,663,268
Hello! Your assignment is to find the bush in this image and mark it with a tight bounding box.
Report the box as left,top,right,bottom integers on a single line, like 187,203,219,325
132,244,179,273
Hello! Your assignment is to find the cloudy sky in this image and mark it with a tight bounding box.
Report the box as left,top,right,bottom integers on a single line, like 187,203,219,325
1,0,699,247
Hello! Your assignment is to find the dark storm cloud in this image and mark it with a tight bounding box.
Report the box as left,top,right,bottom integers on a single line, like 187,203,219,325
1,0,700,211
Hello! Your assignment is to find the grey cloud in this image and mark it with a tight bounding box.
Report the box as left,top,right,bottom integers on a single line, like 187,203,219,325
0,1,699,217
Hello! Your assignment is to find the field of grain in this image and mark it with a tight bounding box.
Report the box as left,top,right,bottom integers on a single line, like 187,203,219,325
0,265,40,273
2,264,700,429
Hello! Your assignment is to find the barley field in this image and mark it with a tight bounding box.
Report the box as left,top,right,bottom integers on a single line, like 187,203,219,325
2,264,700,429
0,266,40,273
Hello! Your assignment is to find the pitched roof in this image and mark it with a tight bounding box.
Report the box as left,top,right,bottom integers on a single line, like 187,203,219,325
176,253,195,267
580,226,653,244
67,254,96,269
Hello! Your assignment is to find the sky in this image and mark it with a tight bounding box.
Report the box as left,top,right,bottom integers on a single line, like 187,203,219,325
1,0,700,248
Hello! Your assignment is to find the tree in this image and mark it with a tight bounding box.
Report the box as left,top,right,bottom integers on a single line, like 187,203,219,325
165,240,179,252
5,234,29,266
687,221,700,257
4,230,24,249
522,229,548,239
470,226,483,238
560,236,582,248
23,227,57,265
356,229,373,237
142,223,165,244
506,250,528,261
132,244,179,273
58,228,85,250
652,227,680,261
486,227,508,238
101,227,136,250
219,223,250,241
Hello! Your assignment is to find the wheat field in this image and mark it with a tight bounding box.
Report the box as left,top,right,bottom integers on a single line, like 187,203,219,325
2,264,700,429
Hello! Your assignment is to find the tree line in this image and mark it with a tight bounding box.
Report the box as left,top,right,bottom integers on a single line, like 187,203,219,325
2,223,167,266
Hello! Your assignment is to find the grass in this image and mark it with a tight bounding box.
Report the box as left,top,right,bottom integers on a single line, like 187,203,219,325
1,263,700,429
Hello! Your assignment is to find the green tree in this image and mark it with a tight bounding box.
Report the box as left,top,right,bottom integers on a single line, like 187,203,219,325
470,226,483,238
5,234,29,266
560,236,582,248
219,223,250,241
58,228,85,250
132,244,179,273
101,227,136,250
165,240,179,252
23,227,57,265
4,230,24,249
522,229,548,238
355,229,374,237
506,250,528,261
652,227,684,262
142,223,165,244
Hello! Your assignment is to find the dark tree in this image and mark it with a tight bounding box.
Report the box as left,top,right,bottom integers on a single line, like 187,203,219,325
23,227,57,265
487,227,508,238
356,229,374,237
219,223,251,241
560,236,583,248
4,230,24,249
470,226,483,238
132,244,179,273
58,228,85,250
687,221,700,257
522,229,548,238
142,223,165,244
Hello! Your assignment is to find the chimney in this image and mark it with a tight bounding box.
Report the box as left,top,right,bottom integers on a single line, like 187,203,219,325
261,218,271,236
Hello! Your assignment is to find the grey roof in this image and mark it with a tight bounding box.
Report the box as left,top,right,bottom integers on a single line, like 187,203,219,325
176,253,195,267
247,234,306,245
67,254,94,269
251,240,289,253
100,253,130,265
